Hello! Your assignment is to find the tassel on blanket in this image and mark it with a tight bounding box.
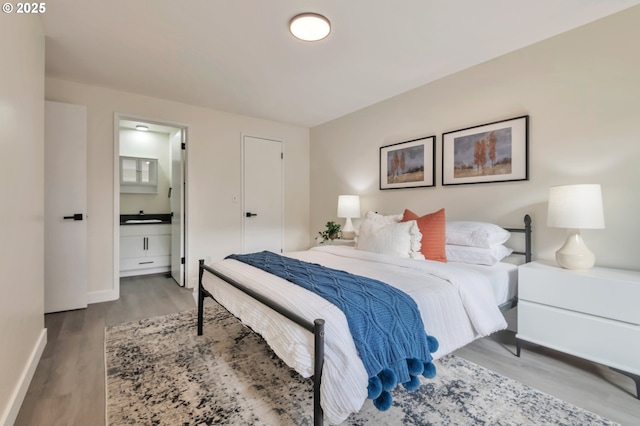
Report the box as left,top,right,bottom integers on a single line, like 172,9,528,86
366,351,439,411
363,329,439,410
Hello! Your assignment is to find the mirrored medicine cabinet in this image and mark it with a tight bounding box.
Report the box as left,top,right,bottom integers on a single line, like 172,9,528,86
120,156,158,193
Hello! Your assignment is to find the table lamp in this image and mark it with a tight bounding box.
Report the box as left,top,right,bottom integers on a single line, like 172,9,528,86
337,195,360,240
547,184,605,270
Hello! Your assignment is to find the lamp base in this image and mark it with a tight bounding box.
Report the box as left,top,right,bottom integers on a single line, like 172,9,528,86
341,217,356,240
341,230,356,240
555,229,595,270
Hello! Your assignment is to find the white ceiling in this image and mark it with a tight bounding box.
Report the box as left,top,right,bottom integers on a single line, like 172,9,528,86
119,119,178,134
41,1,640,128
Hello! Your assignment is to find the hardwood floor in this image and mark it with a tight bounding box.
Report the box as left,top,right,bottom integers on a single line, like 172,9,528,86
15,274,195,426
15,276,639,425
456,328,640,425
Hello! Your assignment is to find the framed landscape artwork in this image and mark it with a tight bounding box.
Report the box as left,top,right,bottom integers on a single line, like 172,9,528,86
380,135,435,190
442,115,529,186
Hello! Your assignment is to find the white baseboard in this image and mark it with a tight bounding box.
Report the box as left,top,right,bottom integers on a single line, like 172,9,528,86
88,289,118,305
1,328,47,426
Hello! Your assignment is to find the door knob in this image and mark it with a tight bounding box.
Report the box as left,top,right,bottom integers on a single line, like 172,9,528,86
245,212,258,217
63,213,83,221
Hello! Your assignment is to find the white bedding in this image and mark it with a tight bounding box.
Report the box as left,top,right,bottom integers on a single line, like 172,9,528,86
201,245,508,424
452,261,518,306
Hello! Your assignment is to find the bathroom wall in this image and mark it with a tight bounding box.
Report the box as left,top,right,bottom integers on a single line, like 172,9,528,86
119,128,171,214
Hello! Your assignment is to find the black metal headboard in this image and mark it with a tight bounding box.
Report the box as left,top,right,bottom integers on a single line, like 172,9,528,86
504,214,532,263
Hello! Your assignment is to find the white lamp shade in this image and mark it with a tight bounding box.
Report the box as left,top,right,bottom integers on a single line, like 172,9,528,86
547,184,605,229
337,195,361,218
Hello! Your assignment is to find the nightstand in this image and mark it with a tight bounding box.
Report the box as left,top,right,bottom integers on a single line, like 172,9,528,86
517,260,640,398
316,238,356,246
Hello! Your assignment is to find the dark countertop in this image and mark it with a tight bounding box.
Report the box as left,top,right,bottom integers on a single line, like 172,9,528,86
120,213,172,225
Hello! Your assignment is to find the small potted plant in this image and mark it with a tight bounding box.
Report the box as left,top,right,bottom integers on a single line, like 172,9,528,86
319,221,341,241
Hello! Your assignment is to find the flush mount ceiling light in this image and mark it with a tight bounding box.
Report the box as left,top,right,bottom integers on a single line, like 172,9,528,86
136,125,149,131
289,13,331,41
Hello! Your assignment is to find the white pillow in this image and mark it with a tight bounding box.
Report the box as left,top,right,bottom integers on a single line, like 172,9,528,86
364,210,403,224
446,221,511,248
445,244,513,266
356,219,424,259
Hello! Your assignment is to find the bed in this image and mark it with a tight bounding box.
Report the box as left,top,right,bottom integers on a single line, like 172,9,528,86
197,214,531,425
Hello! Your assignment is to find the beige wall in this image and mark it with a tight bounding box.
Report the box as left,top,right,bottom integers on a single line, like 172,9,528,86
45,78,310,295
310,6,640,271
0,14,46,425
119,128,172,214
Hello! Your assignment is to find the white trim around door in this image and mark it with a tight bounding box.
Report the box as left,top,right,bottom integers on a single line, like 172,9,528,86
111,113,190,302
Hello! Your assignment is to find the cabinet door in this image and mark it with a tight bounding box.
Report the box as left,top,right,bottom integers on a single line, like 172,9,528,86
120,235,146,258
120,156,158,193
146,234,171,257
120,157,138,184
139,159,157,185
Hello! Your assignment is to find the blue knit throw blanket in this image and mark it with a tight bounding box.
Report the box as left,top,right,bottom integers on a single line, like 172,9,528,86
227,251,439,410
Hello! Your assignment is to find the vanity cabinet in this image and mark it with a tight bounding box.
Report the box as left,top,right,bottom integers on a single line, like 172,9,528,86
120,156,158,193
120,224,170,277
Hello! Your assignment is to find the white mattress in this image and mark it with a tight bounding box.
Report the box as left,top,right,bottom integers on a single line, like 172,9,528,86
201,245,508,424
451,261,518,306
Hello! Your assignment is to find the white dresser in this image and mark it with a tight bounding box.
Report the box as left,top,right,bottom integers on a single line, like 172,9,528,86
517,260,640,397
120,224,171,277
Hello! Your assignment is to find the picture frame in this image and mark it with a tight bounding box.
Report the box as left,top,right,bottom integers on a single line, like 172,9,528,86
442,115,529,186
380,135,435,190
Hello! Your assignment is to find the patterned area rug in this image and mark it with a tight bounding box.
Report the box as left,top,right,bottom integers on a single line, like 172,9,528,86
106,304,617,425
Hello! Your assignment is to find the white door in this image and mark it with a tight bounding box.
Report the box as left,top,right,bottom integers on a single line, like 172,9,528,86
242,136,283,253
170,129,185,285
44,101,88,313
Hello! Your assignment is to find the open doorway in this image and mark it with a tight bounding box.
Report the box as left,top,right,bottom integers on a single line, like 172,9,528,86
114,114,188,288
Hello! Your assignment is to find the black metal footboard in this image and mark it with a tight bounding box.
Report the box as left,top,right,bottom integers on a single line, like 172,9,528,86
198,259,325,426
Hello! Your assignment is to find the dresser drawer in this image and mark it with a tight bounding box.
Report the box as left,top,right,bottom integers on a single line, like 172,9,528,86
519,261,640,325
517,301,640,375
120,255,170,271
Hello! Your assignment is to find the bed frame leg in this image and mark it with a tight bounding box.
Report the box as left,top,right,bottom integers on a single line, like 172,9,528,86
610,367,640,399
198,259,205,336
313,319,325,426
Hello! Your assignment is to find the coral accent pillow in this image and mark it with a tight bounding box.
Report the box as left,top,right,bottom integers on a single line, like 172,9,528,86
402,208,447,262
